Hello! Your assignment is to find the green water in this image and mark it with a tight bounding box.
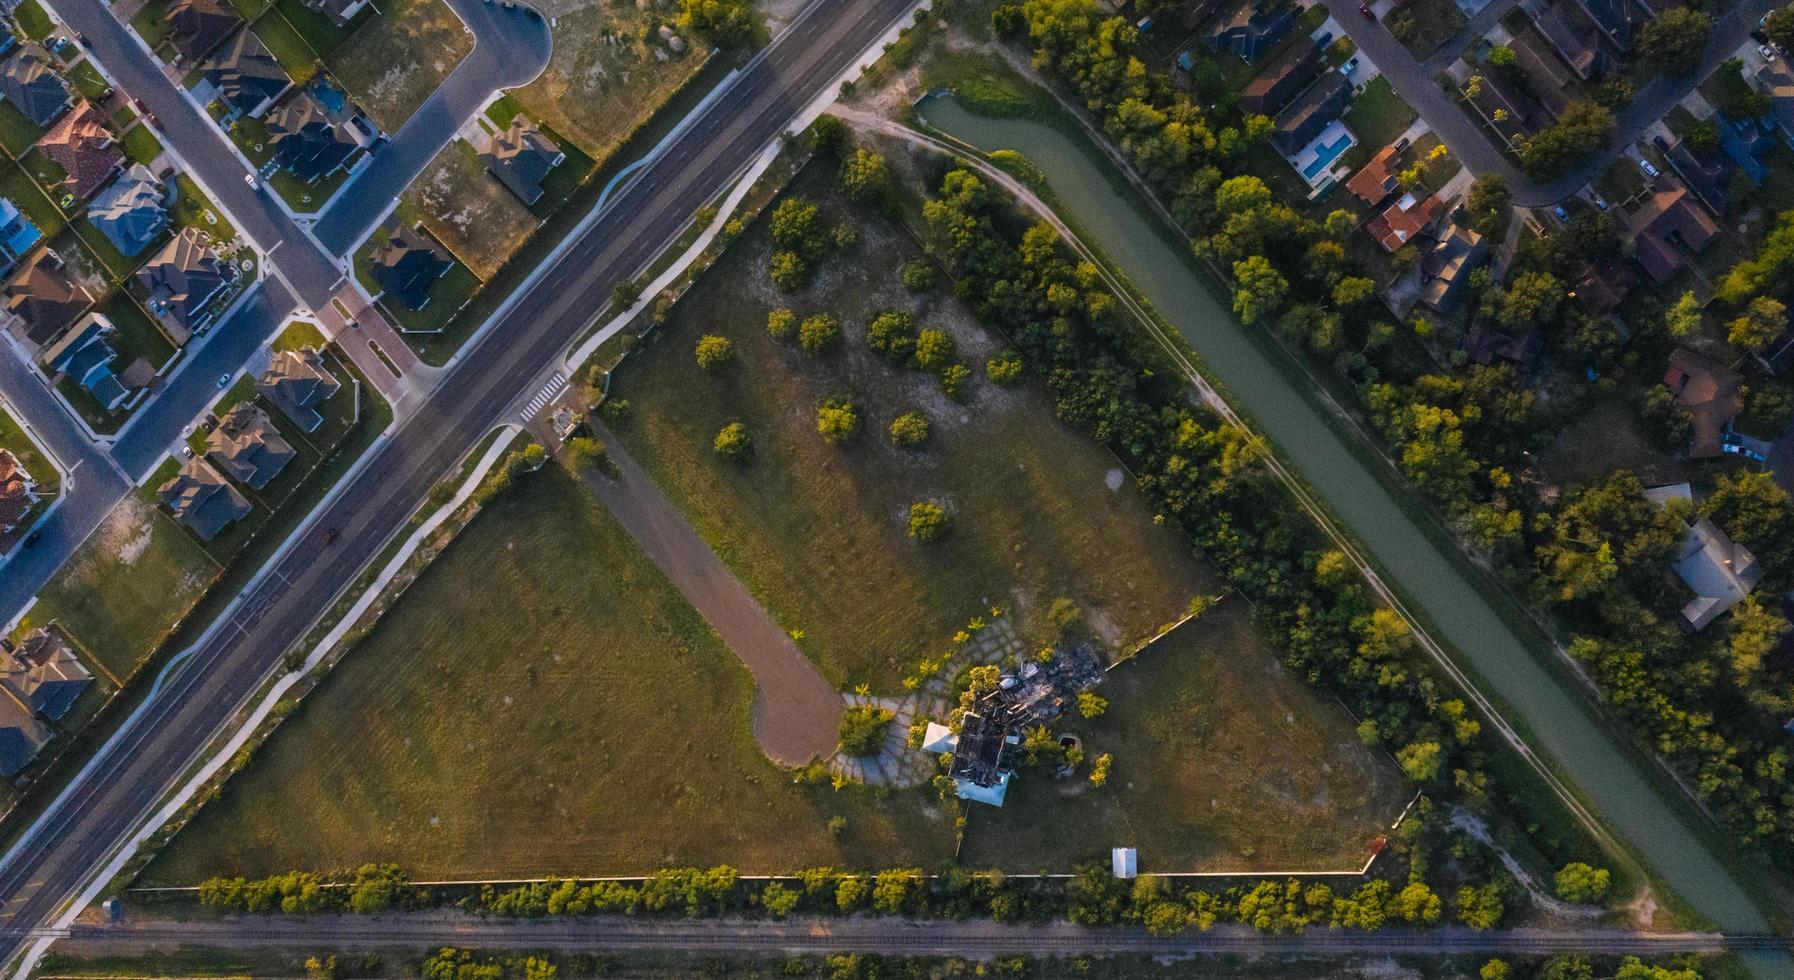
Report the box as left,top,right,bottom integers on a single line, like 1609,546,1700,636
918,94,1788,962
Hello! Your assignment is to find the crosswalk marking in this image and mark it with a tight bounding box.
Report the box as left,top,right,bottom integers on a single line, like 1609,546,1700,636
519,373,568,421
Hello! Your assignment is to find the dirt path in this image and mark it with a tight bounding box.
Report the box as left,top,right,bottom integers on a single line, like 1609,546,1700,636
561,421,843,765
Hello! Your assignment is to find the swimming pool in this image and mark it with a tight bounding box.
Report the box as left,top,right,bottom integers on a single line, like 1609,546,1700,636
1301,127,1355,180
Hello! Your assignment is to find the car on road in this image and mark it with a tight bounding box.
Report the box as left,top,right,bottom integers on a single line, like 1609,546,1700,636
180,446,194,460
244,173,260,190
217,373,231,388
21,530,40,548
1359,2,1375,18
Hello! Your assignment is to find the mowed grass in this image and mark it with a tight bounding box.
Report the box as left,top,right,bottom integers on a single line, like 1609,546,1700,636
610,167,1212,691
326,0,471,133
960,600,1413,872
1535,396,1693,491
144,466,955,883
509,5,705,160
24,494,219,681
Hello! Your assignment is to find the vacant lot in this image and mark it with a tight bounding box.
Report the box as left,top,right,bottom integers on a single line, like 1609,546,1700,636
611,167,1214,691
404,139,536,280
509,5,704,161
1535,396,1693,491
145,466,954,882
25,494,218,681
326,0,470,132
959,601,1412,872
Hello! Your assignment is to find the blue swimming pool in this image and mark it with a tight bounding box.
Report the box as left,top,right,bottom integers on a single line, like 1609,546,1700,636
1302,131,1354,180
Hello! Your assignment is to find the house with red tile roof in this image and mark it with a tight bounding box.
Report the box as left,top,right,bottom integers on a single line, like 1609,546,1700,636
1365,190,1445,252
35,101,121,202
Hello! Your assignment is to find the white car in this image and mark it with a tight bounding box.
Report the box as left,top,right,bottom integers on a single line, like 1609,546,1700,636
1640,159,1660,178
244,172,261,190
1763,44,1779,62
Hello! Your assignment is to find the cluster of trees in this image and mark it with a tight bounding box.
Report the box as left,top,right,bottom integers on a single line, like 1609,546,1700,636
471,443,547,505
1519,101,1615,181
768,196,854,291
197,864,411,915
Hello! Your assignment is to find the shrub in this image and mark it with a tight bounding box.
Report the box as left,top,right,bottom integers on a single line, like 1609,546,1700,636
611,279,641,309
766,308,797,340
694,334,735,371
832,223,859,250
567,437,608,471
713,422,753,462
901,258,936,292
986,349,1024,386
770,197,826,258
800,313,842,355
889,411,930,447
908,501,950,542
841,148,892,207
1076,690,1107,718
913,328,956,372
1048,597,1084,638
839,704,894,756
866,310,917,361
770,250,808,291
1552,863,1611,904
817,396,860,445
939,363,971,400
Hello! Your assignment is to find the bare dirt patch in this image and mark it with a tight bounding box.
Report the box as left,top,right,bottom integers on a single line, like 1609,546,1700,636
328,0,473,132
404,139,536,280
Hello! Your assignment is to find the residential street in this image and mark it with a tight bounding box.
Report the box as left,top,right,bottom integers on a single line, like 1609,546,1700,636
49,912,1789,958
0,0,925,966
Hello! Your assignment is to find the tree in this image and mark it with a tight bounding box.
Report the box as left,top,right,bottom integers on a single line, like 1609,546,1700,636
865,310,917,361
1089,752,1112,786
770,250,808,291
761,881,800,918
816,396,860,445
871,869,922,915
1076,690,1108,718
1455,883,1506,930
1397,740,1445,782
1638,7,1712,75
1485,270,1564,331
913,328,957,372
987,349,1024,386
908,502,950,542
770,197,827,258
1466,175,1512,239
713,422,752,462
1769,6,1794,52
611,279,642,309
1332,276,1376,309
1552,862,1611,904
766,307,797,340
677,0,755,46
1729,295,1786,353
1521,101,1615,180
1231,255,1288,326
800,313,842,355
1614,957,1699,980
566,437,607,471
1664,291,1702,340
1391,881,1442,924
1480,960,1511,980
889,411,930,447
694,334,735,372
901,258,936,292
840,148,893,207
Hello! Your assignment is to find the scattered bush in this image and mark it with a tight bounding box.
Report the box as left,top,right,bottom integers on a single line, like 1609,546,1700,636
939,363,971,400
1552,862,1611,904
695,334,735,372
838,704,894,756
713,422,753,462
770,250,808,291
800,313,842,356
913,328,956,372
986,349,1024,386
866,310,917,362
889,411,930,447
901,258,937,292
766,308,797,340
908,501,950,542
816,396,861,445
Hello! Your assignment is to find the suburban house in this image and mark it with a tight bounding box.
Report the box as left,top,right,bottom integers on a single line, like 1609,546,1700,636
1345,144,1400,206
264,88,359,185
1623,178,1718,283
1664,347,1742,459
1663,136,1736,215
258,347,340,432
1270,70,1350,156
480,115,565,206
1571,0,1640,51
136,227,228,337
1527,0,1605,79
1464,325,1544,374
1206,2,1294,61
35,102,122,202
1507,31,1576,115
39,312,130,412
1365,190,1445,252
1462,71,1542,150
165,0,242,64
1239,38,1320,116
1753,60,1794,143
206,402,294,490
199,28,289,120
368,220,452,310
1570,258,1636,317
0,43,68,128
0,198,42,276
88,164,171,257
303,0,372,26
1673,519,1762,632
0,628,91,722
157,456,251,541
2,249,93,351
1719,114,1775,185
0,450,36,535
0,694,49,777
1418,221,1488,313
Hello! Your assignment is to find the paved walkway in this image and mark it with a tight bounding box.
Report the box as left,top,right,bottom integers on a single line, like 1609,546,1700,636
558,420,843,765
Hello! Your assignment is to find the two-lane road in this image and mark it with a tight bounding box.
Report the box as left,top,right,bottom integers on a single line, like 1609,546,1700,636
0,0,920,965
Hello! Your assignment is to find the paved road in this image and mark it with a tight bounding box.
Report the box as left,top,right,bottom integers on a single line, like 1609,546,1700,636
1322,0,1781,203
49,913,1791,957
571,422,843,764
309,0,553,256
0,0,918,964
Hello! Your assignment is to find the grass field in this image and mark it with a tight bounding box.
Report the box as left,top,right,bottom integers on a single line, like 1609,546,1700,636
24,493,219,681
1535,396,1693,491
326,0,471,133
144,466,955,883
609,166,1218,691
0,404,56,546
508,6,704,161
404,140,535,280
1343,76,1416,151
959,601,1412,872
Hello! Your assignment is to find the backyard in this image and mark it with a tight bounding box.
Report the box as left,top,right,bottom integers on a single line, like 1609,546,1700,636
403,139,536,280
144,465,956,883
0,404,56,549
325,0,472,132
609,166,1220,691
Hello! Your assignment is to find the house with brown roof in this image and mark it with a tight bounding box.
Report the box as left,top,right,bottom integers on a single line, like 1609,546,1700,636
89,164,170,257
1365,190,1445,252
0,450,36,535
1508,31,1575,115
0,628,91,721
258,347,340,432
157,456,250,541
1419,221,1488,313
1624,178,1718,283
0,43,69,128
1464,325,1544,374
136,227,228,338
1571,258,1635,317
206,402,294,490
1572,0,1641,51
0,694,49,776
1528,0,1605,78
1239,38,1321,116
1664,346,1741,459
2,249,93,352
480,115,565,206
265,87,359,184
200,27,290,120
1346,144,1400,205
1462,70,1543,150
35,101,122,202
166,0,242,64
368,220,451,311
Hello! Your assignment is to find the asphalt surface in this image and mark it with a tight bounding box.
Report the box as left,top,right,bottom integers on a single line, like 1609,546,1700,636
0,0,920,960
52,913,1792,957
309,0,552,255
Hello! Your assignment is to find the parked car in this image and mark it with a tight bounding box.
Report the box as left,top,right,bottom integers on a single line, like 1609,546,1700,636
217,373,231,388
1763,44,1779,61
1641,159,1660,178
1552,205,1570,221
244,173,260,190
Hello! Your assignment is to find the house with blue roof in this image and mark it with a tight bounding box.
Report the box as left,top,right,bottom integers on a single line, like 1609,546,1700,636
38,312,130,412
0,198,40,276
1719,114,1775,185
1207,2,1294,62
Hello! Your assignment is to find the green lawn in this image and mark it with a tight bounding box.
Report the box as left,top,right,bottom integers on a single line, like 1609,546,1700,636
272,319,327,352
1390,0,1466,59
129,0,174,53
268,0,363,60
0,100,46,158
13,0,53,40
0,163,67,237
246,10,318,85
143,465,955,882
96,289,178,369
171,174,236,242
325,0,471,133
120,123,164,166
351,217,482,332
960,602,1412,872
610,165,1218,691
0,405,56,543
66,60,111,103
1344,75,1417,151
